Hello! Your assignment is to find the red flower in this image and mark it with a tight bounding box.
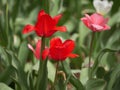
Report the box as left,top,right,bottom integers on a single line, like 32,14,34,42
22,10,66,37
28,40,48,60
28,40,41,59
43,37,79,61
81,13,110,32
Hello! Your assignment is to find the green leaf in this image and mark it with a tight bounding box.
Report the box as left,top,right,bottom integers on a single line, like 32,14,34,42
11,0,20,22
107,64,120,90
80,68,89,85
62,61,85,90
5,50,30,90
33,61,55,82
18,41,29,68
90,48,119,78
79,21,90,46
86,79,106,90
0,83,13,90
0,66,15,84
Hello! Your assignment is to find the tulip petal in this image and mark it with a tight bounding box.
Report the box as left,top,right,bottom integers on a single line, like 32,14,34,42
53,14,62,24
37,10,46,20
91,13,106,25
35,14,54,37
91,24,104,31
85,14,93,23
22,24,35,34
42,48,49,60
81,17,91,28
28,44,35,54
103,24,110,30
53,26,67,32
63,40,75,54
50,37,62,48
68,53,79,58
35,40,41,59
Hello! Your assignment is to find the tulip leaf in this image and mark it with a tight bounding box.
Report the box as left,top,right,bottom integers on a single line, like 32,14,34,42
90,48,119,78
86,79,106,90
107,64,120,90
33,61,55,82
62,61,85,90
5,50,30,90
0,83,13,90
80,68,89,85
18,41,29,68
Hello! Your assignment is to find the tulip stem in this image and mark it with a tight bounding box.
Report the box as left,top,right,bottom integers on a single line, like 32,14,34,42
36,37,48,90
88,32,95,79
52,61,59,90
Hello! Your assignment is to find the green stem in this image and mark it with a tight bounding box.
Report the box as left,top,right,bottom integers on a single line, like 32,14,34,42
36,0,49,89
6,1,9,49
36,37,48,90
88,32,95,79
52,62,59,90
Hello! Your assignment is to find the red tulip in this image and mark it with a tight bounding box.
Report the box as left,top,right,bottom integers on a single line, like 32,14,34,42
28,40,49,60
43,37,79,61
81,13,110,32
22,10,66,37
28,40,41,59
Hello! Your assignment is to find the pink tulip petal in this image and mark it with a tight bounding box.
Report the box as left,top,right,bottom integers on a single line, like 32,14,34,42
28,44,35,54
103,24,110,30
91,24,104,31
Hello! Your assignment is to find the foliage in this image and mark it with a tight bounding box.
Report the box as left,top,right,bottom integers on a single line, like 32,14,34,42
0,0,120,90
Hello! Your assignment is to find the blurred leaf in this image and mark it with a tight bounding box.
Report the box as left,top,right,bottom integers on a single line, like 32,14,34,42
90,48,119,78
86,79,106,90
50,0,60,16
107,64,120,90
109,10,120,26
96,67,106,79
0,66,14,84
79,21,90,46
11,0,20,22
62,61,85,90
18,41,29,68
33,61,55,82
0,83,13,90
5,50,30,90
111,0,120,15
80,68,88,85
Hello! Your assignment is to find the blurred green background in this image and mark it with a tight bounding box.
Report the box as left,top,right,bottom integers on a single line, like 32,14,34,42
0,0,120,90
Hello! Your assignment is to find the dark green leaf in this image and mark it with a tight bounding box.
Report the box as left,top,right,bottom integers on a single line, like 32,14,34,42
86,79,106,90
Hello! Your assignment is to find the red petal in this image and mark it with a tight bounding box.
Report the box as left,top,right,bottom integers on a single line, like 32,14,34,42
63,40,75,54
68,53,79,58
35,40,41,59
42,48,49,60
53,14,62,24
53,26,67,32
22,24,35,34
37,10,46,20
35,14,54,37
50,37,62,48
